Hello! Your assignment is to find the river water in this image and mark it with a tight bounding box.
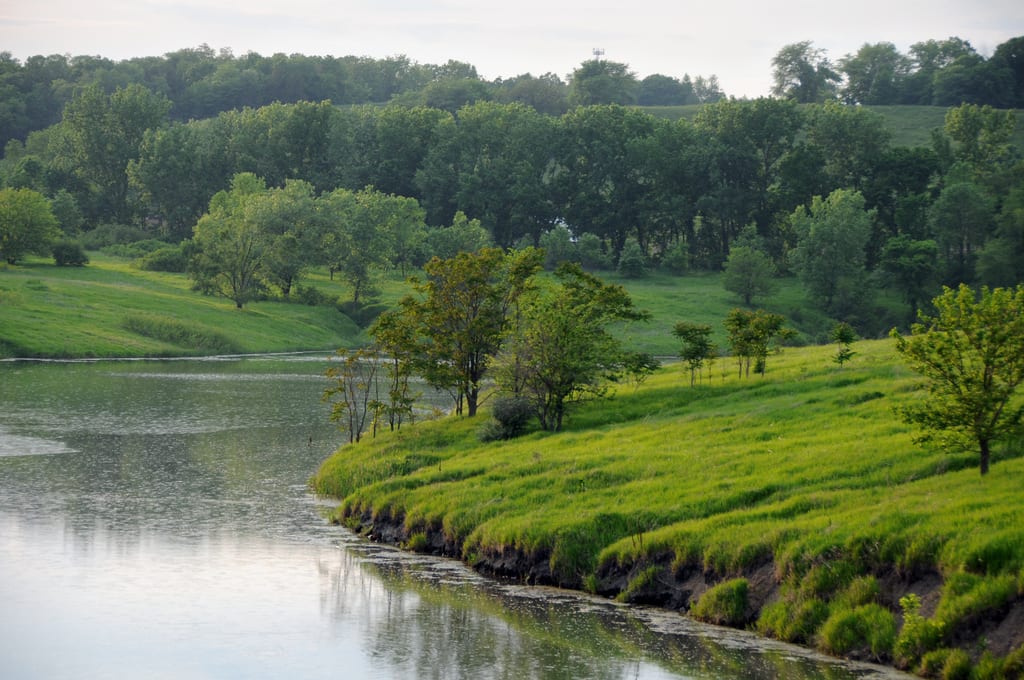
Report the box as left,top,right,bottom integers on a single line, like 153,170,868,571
0,356,909,679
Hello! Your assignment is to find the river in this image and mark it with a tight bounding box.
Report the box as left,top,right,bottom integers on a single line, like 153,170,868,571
0,356,910,679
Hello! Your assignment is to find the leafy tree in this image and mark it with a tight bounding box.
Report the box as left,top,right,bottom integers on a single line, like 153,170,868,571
51,240,88,266
724,308,791,378
402,247,543,417
616,238,647,278
0,187,60,264
422,210,492,261
568,59,639,106
880,235,940,322
771,41,840,103
637,74,695,106
892,284,1024,475
805,102,891,191
838,42,911,105
723,245,776,305
494,73,569,115
830,321,857,367
673,321,717,386
497,263,649,431
56,83,171,224
977,187,1024,287
928,177,994,284
790,188,874,316
189,173,269,309
251,179,317,299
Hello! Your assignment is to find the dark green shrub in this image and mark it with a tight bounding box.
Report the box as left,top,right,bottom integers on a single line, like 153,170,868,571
661,239,689,274
137,245,187,272
51,240,88,266
691,578,749,626
295,285,331,306
818,603,895,660
478,396,534,442
577,232,612,270
102,238,168,258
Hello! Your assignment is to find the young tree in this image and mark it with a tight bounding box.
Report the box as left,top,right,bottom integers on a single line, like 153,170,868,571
497,263,649,431
722,245,776,305
673,321,717,386
892,284,1024,475
830,321,857,367
403,247,543,417
724,309,791,378
323,347,384,444
0,187,60,264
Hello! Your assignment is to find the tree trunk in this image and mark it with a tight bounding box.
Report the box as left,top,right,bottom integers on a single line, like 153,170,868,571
979,438,990,475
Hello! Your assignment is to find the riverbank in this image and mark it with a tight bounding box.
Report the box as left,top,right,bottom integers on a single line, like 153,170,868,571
313,339,1024,679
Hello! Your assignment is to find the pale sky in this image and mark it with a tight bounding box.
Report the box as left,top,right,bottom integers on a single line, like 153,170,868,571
2,0,1022,98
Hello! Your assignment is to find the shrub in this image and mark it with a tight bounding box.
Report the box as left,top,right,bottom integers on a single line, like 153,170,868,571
895,593,944,668
137,245,187,272
691,578,749,626
102,238,168,259
577,232,612,270
51,240,88,266
294,285,331,306
818,603,895,660
661,239,689,274
486,395,533,440
616,238,647,278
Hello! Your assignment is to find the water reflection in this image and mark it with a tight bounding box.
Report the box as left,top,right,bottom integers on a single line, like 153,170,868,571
0,358,908,679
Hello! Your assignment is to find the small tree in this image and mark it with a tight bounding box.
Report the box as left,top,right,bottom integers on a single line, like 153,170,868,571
673,321,717,386
891,284,1024,475
830,321,857,367
616,238,647,278
323,347,383,444
722,245,777,306
724,309,792,378
0,187,60,264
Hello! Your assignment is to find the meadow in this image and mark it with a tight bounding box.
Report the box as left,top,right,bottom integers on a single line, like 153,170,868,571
313,338,1024,676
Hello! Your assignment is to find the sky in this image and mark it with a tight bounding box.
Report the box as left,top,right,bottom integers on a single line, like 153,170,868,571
2,0,1023,98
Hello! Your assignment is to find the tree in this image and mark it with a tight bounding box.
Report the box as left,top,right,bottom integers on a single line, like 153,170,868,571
568,59,639,106
402,247,543,417
0,187,60,264
830,321,857,367
790,188,874,316
891,284,1024,475
771,41,840,103
673,321,717,386
323,347,384,444
724,308,791,378
880,235,940,322
723,245,776,305
497,263,649,431
838,42,911,105
189,173,269,309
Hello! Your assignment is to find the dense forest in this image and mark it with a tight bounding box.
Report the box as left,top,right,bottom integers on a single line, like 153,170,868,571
1,36,1023,338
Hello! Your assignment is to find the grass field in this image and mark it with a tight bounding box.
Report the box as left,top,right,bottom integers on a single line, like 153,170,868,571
0,254,366,358
313,338,1024,674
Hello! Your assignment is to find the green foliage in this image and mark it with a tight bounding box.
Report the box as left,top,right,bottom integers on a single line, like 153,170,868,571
895,593,944,668
818,604,895,660
892,283,1024,474
660,239,689,274
724,308,792,377
51,240,88,267
0,187,60,264
691,578,749,626
479,396,533,442
79,223,148,250
830,321,857,367
672,321,716,386
935,572,1017,634
137,245,188,273
722,245,776,306
616,238,648,278
101,239,168,259
756,598,830,643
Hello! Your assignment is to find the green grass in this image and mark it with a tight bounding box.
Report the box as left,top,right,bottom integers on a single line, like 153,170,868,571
0,253,365,358
313,337,1024,670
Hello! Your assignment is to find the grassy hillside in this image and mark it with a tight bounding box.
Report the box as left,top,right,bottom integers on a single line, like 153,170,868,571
0,254,365,358
313,339,1024,675
1,251,899,359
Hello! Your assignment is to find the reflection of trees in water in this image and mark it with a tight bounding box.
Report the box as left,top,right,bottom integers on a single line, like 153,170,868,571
315,549,874,680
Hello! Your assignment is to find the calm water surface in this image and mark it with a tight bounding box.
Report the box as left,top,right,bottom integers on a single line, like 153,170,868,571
0,357,909,679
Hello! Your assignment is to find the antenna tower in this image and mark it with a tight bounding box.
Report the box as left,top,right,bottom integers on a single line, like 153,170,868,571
592,48,605,61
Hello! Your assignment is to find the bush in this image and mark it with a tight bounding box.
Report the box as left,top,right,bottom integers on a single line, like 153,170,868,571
577,232,612,270
756,597,830,643
691,578,749,626
294,285,331,306
51,240,88,266
661,239,689,274
479,395,533,442
895,593,944,668
137,245,187,272
102,239,168,259
818,603,895,660
616,238,648,278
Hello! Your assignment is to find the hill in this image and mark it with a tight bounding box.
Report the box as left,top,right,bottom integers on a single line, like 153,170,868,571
312,339,1024,676
0,254,365,358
